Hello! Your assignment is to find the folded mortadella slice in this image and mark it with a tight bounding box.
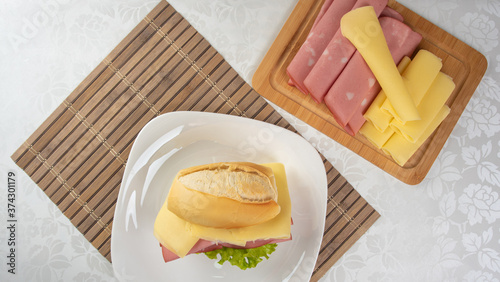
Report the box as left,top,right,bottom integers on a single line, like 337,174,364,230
286,0,357,94
380,6,404,22
343,111,367,136
290,0,335,88
312,0,335,30
324,17,422,135
304,0,388,103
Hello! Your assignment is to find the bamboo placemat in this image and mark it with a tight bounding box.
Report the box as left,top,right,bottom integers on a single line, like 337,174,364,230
11,1,379,280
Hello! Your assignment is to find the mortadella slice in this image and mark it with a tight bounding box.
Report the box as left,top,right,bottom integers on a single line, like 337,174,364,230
312,0,335,30
344,110,367,136
304,0,388,103
161,239,223,263
380,6,404,22
160,236,292,263
324,16,422,135
286,0,357,94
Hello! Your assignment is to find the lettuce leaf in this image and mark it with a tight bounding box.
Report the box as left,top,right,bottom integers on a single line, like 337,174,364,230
203,243,277,270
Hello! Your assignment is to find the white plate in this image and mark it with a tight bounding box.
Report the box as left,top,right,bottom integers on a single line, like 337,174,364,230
111,111,327,282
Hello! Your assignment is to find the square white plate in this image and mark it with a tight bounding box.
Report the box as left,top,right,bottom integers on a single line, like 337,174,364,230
111,111,327,281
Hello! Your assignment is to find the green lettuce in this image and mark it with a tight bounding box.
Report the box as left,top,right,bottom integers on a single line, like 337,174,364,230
203,243,277,270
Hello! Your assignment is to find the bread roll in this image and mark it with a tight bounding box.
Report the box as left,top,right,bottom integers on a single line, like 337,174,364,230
167,162,281,228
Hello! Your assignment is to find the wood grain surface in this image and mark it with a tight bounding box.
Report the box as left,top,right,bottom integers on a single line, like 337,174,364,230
252,0,487,185
10,1,379,281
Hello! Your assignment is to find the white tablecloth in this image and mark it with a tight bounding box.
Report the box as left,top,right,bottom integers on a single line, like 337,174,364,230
1,0,499,281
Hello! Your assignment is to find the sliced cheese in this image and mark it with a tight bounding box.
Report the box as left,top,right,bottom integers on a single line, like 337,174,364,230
397,56,413,73
153,200,199,258
363,90,392,132
390,72,455,143
382,105,451,166
153,163,292,256
359,121,394,149
381,50,443,122
340,6,420,122
190,163,292,245
364,56,412,131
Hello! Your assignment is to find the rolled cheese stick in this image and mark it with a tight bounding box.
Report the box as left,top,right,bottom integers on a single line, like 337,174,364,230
325,17,421,130
390,72,455,143
359,121,395,149
304,0,388,103
363,56,412,132
381,49,443,122
286,0,357,94
340,6,420,122
382,105,450,166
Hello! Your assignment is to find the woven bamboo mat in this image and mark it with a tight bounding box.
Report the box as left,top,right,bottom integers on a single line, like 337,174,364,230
11,1,379,280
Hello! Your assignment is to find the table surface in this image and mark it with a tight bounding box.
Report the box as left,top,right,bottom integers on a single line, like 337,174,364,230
1,0,499,281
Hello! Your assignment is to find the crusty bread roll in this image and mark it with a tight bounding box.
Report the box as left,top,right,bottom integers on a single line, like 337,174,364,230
167,162,281,228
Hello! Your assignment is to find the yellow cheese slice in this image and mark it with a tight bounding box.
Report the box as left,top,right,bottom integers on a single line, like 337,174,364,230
153,163,292,256
364,56,412,131
390,72,455,143
359,121,394,149
382,105,451,166
340,6,420,122
153,199,200,257
381,50,443,123
396,56,413,74
190,163,292,245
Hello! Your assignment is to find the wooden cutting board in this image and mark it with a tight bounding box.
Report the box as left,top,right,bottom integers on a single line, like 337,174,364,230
11,1,379,281
252,0,487,185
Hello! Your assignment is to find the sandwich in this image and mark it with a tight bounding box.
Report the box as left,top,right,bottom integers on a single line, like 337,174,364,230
153,162,292,270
